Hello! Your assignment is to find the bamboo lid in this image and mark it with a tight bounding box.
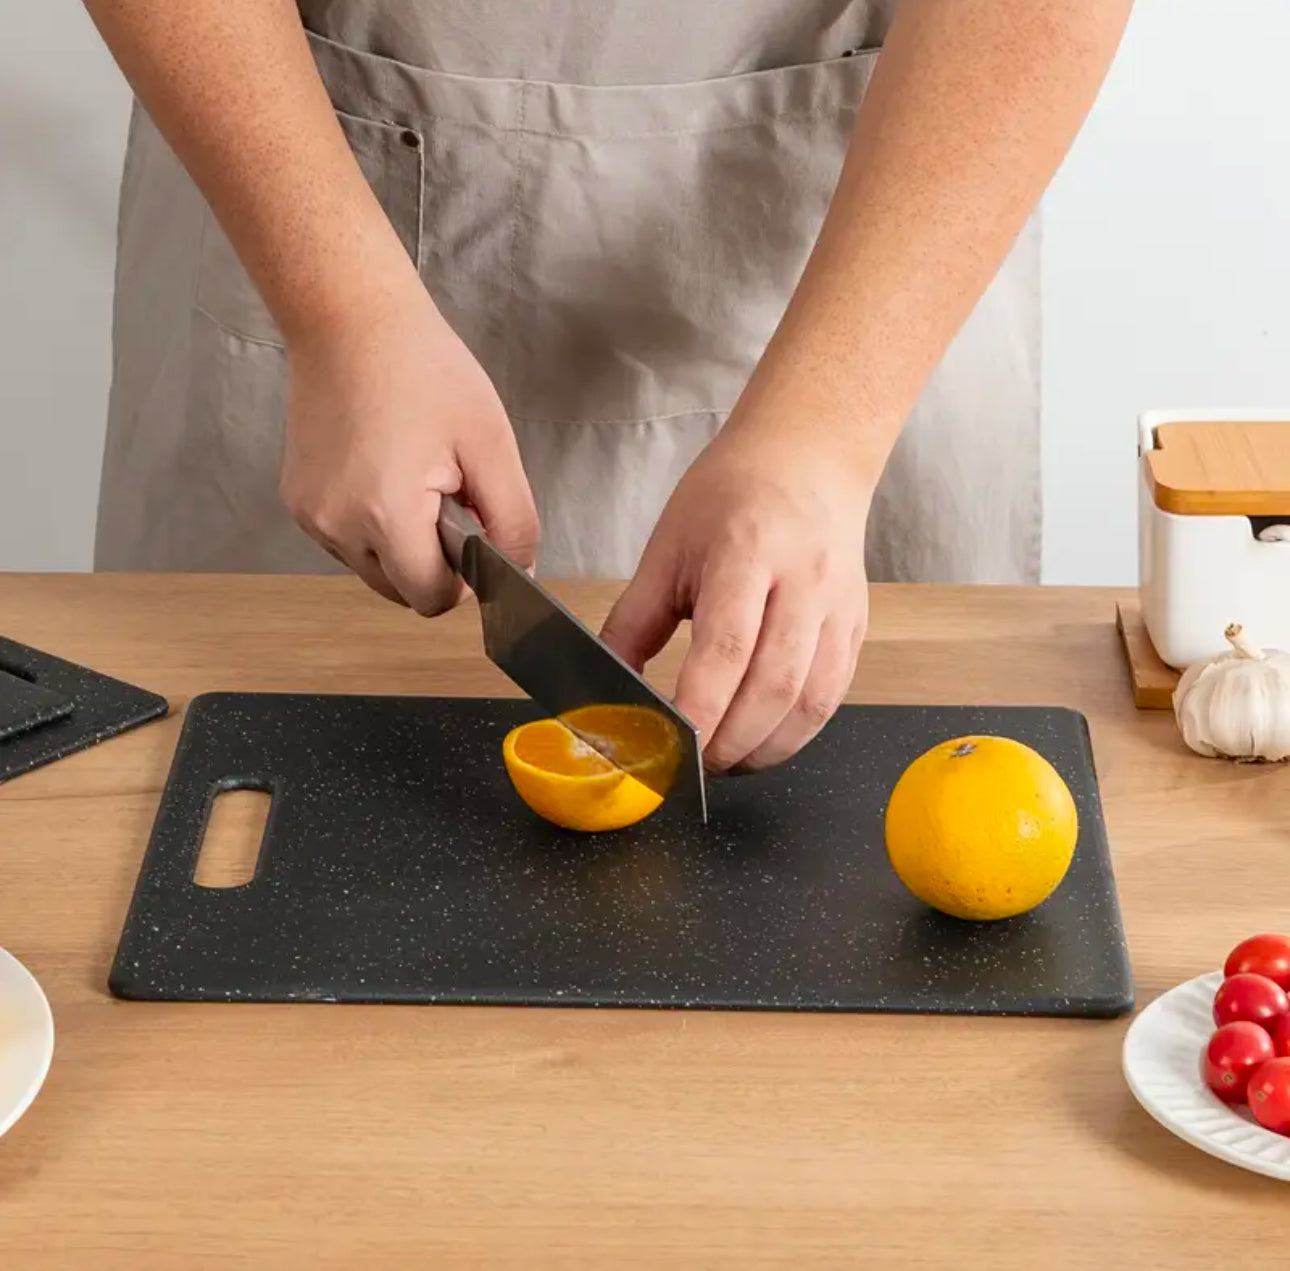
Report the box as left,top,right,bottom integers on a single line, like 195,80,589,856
1145,420,1290,515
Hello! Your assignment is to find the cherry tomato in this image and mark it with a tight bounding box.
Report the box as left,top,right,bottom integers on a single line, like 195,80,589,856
1269,1015,1290,1058
1224,934,1290,990
1212,972,1289,1028
1247,1058,1290,1134
1203,1022,1276,1102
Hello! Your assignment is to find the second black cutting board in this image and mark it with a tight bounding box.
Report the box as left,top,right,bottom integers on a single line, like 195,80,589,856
110,693,1133,1016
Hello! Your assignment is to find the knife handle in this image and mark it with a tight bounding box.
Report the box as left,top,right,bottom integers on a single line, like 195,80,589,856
437,495,484,576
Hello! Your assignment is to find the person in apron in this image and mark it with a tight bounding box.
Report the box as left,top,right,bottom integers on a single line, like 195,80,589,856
84,1,1132,770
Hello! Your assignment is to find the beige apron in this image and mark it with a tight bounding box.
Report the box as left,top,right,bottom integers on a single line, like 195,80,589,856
94,1,1041,584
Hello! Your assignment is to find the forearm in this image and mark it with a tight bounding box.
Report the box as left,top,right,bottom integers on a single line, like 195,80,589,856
734,0,1134,484
82,0,422,346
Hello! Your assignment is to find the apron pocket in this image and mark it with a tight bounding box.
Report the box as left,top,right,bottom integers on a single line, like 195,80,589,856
194,109,425,347
509,49,879,425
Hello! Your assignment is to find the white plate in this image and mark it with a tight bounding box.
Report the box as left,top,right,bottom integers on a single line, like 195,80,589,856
1123,970,1290,1180
0,946,54,1139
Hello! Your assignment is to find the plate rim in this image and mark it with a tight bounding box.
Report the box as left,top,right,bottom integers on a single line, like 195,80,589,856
0,944,55,1139
1122,969,1290,1181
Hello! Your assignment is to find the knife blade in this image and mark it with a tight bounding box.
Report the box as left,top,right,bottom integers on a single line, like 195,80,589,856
437,495,707,822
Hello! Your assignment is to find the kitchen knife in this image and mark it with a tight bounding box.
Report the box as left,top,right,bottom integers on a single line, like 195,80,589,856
437,495,707,822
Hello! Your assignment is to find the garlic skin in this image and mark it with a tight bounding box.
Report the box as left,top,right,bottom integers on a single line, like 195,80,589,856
1173,624,1290,762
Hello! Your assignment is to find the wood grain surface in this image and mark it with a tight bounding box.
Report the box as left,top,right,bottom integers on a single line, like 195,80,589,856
2,573,1289,1269
1115,598,1179,709
1146,419,1290,515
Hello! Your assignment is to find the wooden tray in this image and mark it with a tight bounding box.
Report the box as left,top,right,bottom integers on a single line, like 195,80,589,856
1116,600,1179,709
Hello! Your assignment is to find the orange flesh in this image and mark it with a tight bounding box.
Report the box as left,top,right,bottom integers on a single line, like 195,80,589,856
511,719,616,778
501,704,680,833
558,704,678,773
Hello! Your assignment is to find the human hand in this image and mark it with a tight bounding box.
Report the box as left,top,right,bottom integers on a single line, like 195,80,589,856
600,426,871,773
279,285,538,613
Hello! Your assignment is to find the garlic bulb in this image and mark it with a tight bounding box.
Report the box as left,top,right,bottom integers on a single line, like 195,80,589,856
1173,624,1290,761
1258,525,1290,543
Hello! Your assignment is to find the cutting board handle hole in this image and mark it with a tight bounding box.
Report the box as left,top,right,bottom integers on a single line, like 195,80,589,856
195,784,271,889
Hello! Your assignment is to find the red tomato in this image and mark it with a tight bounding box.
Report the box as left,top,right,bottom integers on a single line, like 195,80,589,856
1247,1058,1290,1134
1212,972,1289,1028
1203,1022,1276,1102
1270,1015,1290,1058
1224,934,1290,990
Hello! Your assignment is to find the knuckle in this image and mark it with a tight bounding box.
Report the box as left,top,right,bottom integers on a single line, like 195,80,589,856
352,495,390,539
498,518,541,561
797,692,838,730
395,561,458,618
284,487,355,548
310,508,342,541
423,578,463,616
704,744,742,773
278,480,312,525
708,539,761,580
806,551,832,586
720,508,768,552
764,664,804,703
705,630,749,667
298,501,337,542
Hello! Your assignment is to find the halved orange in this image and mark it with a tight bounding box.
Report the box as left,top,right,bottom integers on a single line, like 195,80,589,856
502,703,680,833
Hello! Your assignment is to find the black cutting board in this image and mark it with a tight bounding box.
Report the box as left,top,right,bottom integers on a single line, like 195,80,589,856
0,637,169,782
110,693,1134,1016
0,670,73,742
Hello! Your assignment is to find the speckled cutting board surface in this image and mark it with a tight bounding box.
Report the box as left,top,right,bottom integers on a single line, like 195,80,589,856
110,694,1134,1016
0,637,168,782
0,669,73,742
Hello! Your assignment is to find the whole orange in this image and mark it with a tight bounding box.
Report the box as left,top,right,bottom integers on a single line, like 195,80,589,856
883,734,1078,921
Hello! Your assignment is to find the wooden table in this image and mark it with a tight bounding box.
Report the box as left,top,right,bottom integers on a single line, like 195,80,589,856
2,573,1288,1268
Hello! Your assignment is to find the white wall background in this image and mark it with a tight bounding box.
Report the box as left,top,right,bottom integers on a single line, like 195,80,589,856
3,0,1289,583
1041,0,1290,584
0,0,130,574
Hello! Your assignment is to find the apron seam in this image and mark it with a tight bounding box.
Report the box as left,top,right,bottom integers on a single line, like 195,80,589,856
509,109,854,142
512,407,732,426
304,24,878,92
503,81,529,410
191,208,211,315
308,94,854,141
192,302,285,351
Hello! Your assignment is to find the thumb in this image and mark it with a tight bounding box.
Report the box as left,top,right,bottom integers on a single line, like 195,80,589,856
456,430,541,571
600,548,681,672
